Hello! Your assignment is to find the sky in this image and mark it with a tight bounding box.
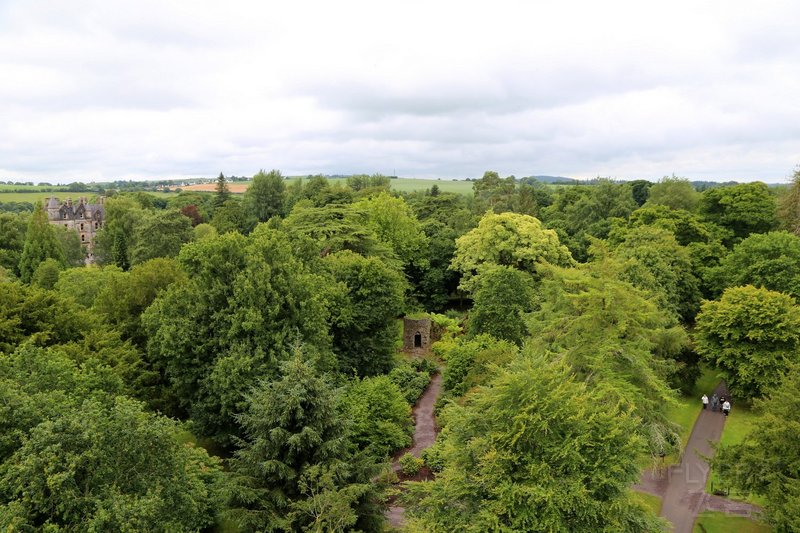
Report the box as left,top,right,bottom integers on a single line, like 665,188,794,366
1,0,800,183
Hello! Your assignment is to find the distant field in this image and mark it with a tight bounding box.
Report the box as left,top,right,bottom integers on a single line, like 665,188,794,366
0,184,69,192
0,191,64,203
183,177,474,195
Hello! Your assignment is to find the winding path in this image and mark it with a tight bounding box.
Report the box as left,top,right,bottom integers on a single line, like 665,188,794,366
386,373,442,528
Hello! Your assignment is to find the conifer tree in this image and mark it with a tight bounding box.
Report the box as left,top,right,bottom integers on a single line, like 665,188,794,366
214,172,231,208
227,353,386,532
18,203,65,283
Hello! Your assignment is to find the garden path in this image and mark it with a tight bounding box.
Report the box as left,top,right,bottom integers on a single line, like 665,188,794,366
386,373,442,529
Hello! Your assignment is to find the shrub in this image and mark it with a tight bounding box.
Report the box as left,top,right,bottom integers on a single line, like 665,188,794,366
399,453,424,476
388,362,431,404
342,375,413,457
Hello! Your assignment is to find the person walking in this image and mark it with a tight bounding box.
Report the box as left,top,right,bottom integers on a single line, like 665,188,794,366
722,400,731,416
711,393,719,412
701,394,709,410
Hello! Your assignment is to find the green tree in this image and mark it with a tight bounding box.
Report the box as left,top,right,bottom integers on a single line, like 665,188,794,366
341,375,412,457
694,285,800,401
608,227,702,321
776,167,800,235
54,265,126,309
0,213,27,276
142,229,333,444
468,266,537,345
0,396,223,532
354,192,429,268
644,176,700,211
243,169,286,224
472,170,517,213
699,182,778,244
527,261,686,457
193,223,217,241
129,210,193,266
94,196,144,269
30,257,62,290
436,334,518,398
210,198,248,234
54,224,85,267
404,356,665,532
709,231,800,299
227,355,386,532
18,204,65,283
713,365,800,532
214,172,231,208
324,250,406,376
629,179,652,206
451,211,574,293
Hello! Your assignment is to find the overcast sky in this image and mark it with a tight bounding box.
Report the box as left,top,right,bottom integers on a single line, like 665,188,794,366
2,1,800,183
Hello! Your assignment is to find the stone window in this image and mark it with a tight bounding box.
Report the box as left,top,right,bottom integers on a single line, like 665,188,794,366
81,234,85,242
64,224,68,228
414,332,422,348
94,222,98,229
80,223,84,231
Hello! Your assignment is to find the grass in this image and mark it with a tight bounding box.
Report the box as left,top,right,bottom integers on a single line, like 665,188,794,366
660,365,721,465
0,191,67,203
632,491,662,516
705,404,766,506
693,511,771,533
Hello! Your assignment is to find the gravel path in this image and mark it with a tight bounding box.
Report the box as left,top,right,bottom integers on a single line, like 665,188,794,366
386,373,442,529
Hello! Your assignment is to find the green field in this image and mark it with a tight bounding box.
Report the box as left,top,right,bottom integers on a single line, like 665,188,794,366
693,511,771,533
283,176,475,195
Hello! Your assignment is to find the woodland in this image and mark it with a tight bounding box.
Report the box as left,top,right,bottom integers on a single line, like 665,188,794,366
1,170,800,532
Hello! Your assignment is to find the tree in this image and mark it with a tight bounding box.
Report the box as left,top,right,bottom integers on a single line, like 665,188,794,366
709,231,800,299
776,167,800,235
341,375,412,457
210,198,248,234
142,228,334,444
468,266,537,345
243,169,286,224
472,170,517,213
128,210,193,266
30,258,62,289
18,204,65,282
694,285,800,401
227,355,386,532
0,213,26,276
644,176,700,211
450,211,574,293
179,204,203,226
0,396,223,531
526,261,686,457
214,172,231,208
608,226,702,322
713,365,800,532
324,250,406,376
354,192,429,268
629,179,652,206
404,356,666,532
94,196,144,269
699,182,778,244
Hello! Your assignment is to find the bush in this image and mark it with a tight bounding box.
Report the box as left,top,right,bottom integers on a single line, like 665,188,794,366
399,453,424,476
421,442,445,473
388,362,431,405
341,375,413,457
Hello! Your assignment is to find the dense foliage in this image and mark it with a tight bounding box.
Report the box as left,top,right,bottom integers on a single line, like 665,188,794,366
0,173,796,530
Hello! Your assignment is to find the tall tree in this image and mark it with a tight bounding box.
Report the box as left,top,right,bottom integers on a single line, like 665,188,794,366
405,356,666,532
468,265,537,346
0,213,27,276
699,182,778,245
243,169,286,225
18,204,65,283
214,172,231,208
450,211,574,293
227,355,386,532
709,231,800,299
694,285,800,401
128,210,193,266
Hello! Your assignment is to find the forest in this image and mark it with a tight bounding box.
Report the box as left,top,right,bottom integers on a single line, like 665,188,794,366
1,170,799,532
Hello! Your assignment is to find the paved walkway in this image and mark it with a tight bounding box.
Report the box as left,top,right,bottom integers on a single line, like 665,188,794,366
386,373,442,528
658,381,729,533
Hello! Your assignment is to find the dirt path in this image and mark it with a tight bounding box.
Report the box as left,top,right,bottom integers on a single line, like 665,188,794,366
659,381,729,533
386,373,442,529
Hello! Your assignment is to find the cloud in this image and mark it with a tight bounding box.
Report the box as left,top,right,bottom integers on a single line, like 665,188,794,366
1,0,799,182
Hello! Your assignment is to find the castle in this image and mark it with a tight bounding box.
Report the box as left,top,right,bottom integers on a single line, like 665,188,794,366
45,197,105,262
